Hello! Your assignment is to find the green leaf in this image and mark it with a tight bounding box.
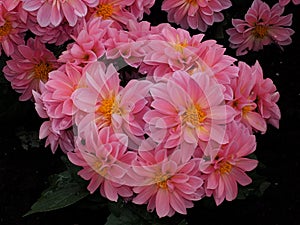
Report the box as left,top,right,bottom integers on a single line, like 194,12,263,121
24,181,89,216
23,156,89,216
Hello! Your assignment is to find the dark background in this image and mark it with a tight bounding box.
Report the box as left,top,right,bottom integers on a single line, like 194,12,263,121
1,1,300,224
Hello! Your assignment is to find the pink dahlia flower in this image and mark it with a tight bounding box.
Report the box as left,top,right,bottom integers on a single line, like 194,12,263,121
199,122,258,206
132,148,204,218
144,70,235,161
68,126,136,201
26,13,79,46
40,63,84,134
59,17,112,66
279,0,300,6
127,0,156,20
88,0,136,28
33,88,75,153
139,24,238,99
161,0,232,32
228,61,280,133
3,37,60,101
226,0,295,56
72,61,152,150
252,61,281,129
22,0,99,27
0,3,27,56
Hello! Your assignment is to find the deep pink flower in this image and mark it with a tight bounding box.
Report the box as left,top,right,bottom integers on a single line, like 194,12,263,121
68,126,136,201
22,0,99,27
279,0,300,6
226,0,295,56
132,148,204,218
3,37,60,101
161,0,232,32
199,122,258,205
144,70,235,161
0,3,27,56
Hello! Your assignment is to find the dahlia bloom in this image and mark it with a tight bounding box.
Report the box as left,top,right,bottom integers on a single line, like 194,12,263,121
59,17,112,66
144,70,235,161
3,37,60,101
161,0,232,32
140,23,238,92
72,61,152,150
279,0,300,6
226,0,295,56
199,122,258,206
228,61,280,133
40,63,84,134
26,13,79,46
33,88,75,153
22,0,99,27
0,3,27,56
88,0,136,28
68,126,136,201
127,0,156,20
252,61,281,129
132,148,204,218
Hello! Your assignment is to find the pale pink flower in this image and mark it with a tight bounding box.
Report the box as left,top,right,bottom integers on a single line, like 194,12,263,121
161,0,232,32
279,0,300,6
88,0,136,28
22,0,99,27
132,148,204,218
67,126,136,201
144,70,235,161
226,0,295,56
72,61,152,150
59,17,112,66
0,3,27,56
139,24,238,99
3,37,60,101
199,122,258,206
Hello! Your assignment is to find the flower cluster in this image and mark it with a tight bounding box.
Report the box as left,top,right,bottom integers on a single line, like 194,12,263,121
1,0,296,219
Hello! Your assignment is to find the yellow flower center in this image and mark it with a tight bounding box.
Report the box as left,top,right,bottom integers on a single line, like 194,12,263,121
93,161,108,177
172,35,188,53
155,175,170,189
96,3,113,19
186,0,197,5
182,104,206,126
253,25,268,39
242,105,252,115
0,20,12,37
219,161,232,174
96,96,119,125
34,62,53,83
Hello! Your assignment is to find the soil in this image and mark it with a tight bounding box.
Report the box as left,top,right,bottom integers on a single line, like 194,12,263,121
1,2,300,225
